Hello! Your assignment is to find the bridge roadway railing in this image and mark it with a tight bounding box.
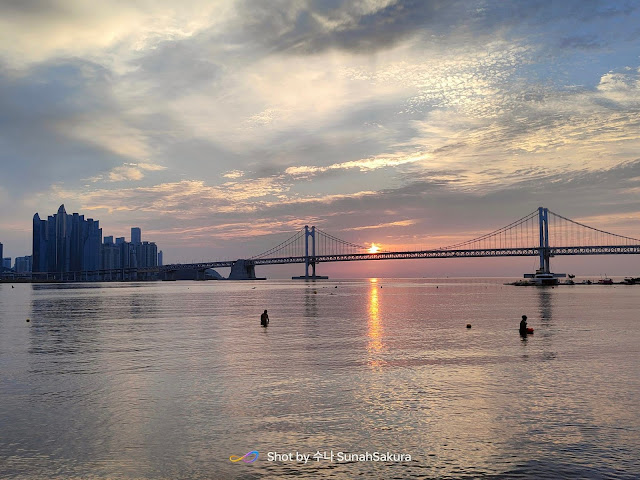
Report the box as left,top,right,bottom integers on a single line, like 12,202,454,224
158,261,234,272
548,245,640,255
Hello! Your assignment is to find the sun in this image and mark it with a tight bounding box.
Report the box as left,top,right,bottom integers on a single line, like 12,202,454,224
368,243,380,254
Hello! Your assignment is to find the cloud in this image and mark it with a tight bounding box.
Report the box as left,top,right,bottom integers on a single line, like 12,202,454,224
106,162,167,182
236,0,638,55
222,170,245,179
54,176,290,215
399,67,640,192
0,1,233,66
285,151,430,178
109,165,145,182
343,219,418,230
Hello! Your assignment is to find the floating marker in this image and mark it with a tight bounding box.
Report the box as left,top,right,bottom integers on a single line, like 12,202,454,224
466,324,471,329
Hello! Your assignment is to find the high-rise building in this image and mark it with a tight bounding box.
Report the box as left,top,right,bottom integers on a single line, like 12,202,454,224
32,204,102,277
158,250,163,266
83,219,102,272
0,242,3,269
131,227,141,245
14,256,32,273
101,240,121,270
31,206,161,280
2,258,11,270
32,214,47,273
135,241,158,268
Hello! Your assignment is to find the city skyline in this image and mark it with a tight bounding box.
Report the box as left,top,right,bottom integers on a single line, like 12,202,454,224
1,1,640,276
28,204,159,279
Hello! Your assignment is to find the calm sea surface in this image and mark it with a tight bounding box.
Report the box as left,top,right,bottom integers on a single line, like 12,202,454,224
1,278,639,479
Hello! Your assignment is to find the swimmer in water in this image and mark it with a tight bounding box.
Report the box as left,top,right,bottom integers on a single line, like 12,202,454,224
519,315,528,335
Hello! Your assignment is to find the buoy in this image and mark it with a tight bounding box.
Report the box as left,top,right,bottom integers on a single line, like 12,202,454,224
26,319,30,322
526,327,534,334
466,324,471,329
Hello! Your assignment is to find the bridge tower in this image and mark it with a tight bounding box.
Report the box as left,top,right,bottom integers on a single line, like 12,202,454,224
293,225,328,280
306,225,315,277
539,206,550,273
524,206,565,284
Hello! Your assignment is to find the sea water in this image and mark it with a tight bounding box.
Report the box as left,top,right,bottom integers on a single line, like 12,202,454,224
1,278,638,479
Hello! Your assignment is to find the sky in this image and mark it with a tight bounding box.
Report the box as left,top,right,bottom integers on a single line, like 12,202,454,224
1,0,640,277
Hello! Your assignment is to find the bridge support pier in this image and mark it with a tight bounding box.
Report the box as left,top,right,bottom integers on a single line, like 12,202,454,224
229,259,265,280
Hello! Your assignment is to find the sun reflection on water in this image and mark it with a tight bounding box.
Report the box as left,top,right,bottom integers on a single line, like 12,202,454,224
367,278,385,367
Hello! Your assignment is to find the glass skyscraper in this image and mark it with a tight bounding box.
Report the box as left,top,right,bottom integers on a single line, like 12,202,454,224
32,204,102,278
131,227,141,245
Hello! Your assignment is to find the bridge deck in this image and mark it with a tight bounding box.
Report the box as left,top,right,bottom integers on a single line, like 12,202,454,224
160,245,640,271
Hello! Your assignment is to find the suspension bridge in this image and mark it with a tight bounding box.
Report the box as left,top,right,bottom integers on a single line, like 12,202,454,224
158,207,640,282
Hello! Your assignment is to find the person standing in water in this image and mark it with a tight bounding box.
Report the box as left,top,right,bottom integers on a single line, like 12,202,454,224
519,315,528,335
260,310,269,327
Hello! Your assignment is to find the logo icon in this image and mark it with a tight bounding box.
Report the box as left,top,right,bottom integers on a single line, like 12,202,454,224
229,451,259,463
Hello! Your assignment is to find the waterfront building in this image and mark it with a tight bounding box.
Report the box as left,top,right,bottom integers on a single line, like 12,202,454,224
131,227,141,245
158,250,163,267
32,214,47,273
122,241,136,269
83,219,102,273
14,256,32,273
136,241,158,268
2,258,11,270
0,242,3,268
101,241,121,271
32,205,102,277
31,206,161,280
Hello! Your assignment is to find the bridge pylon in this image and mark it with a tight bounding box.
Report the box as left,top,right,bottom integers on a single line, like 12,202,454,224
523,206,565,285
293,225,328,280
539,206,550,274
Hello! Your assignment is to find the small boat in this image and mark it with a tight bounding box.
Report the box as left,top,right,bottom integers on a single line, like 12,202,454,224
529,272,559,286
597,278,613,285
